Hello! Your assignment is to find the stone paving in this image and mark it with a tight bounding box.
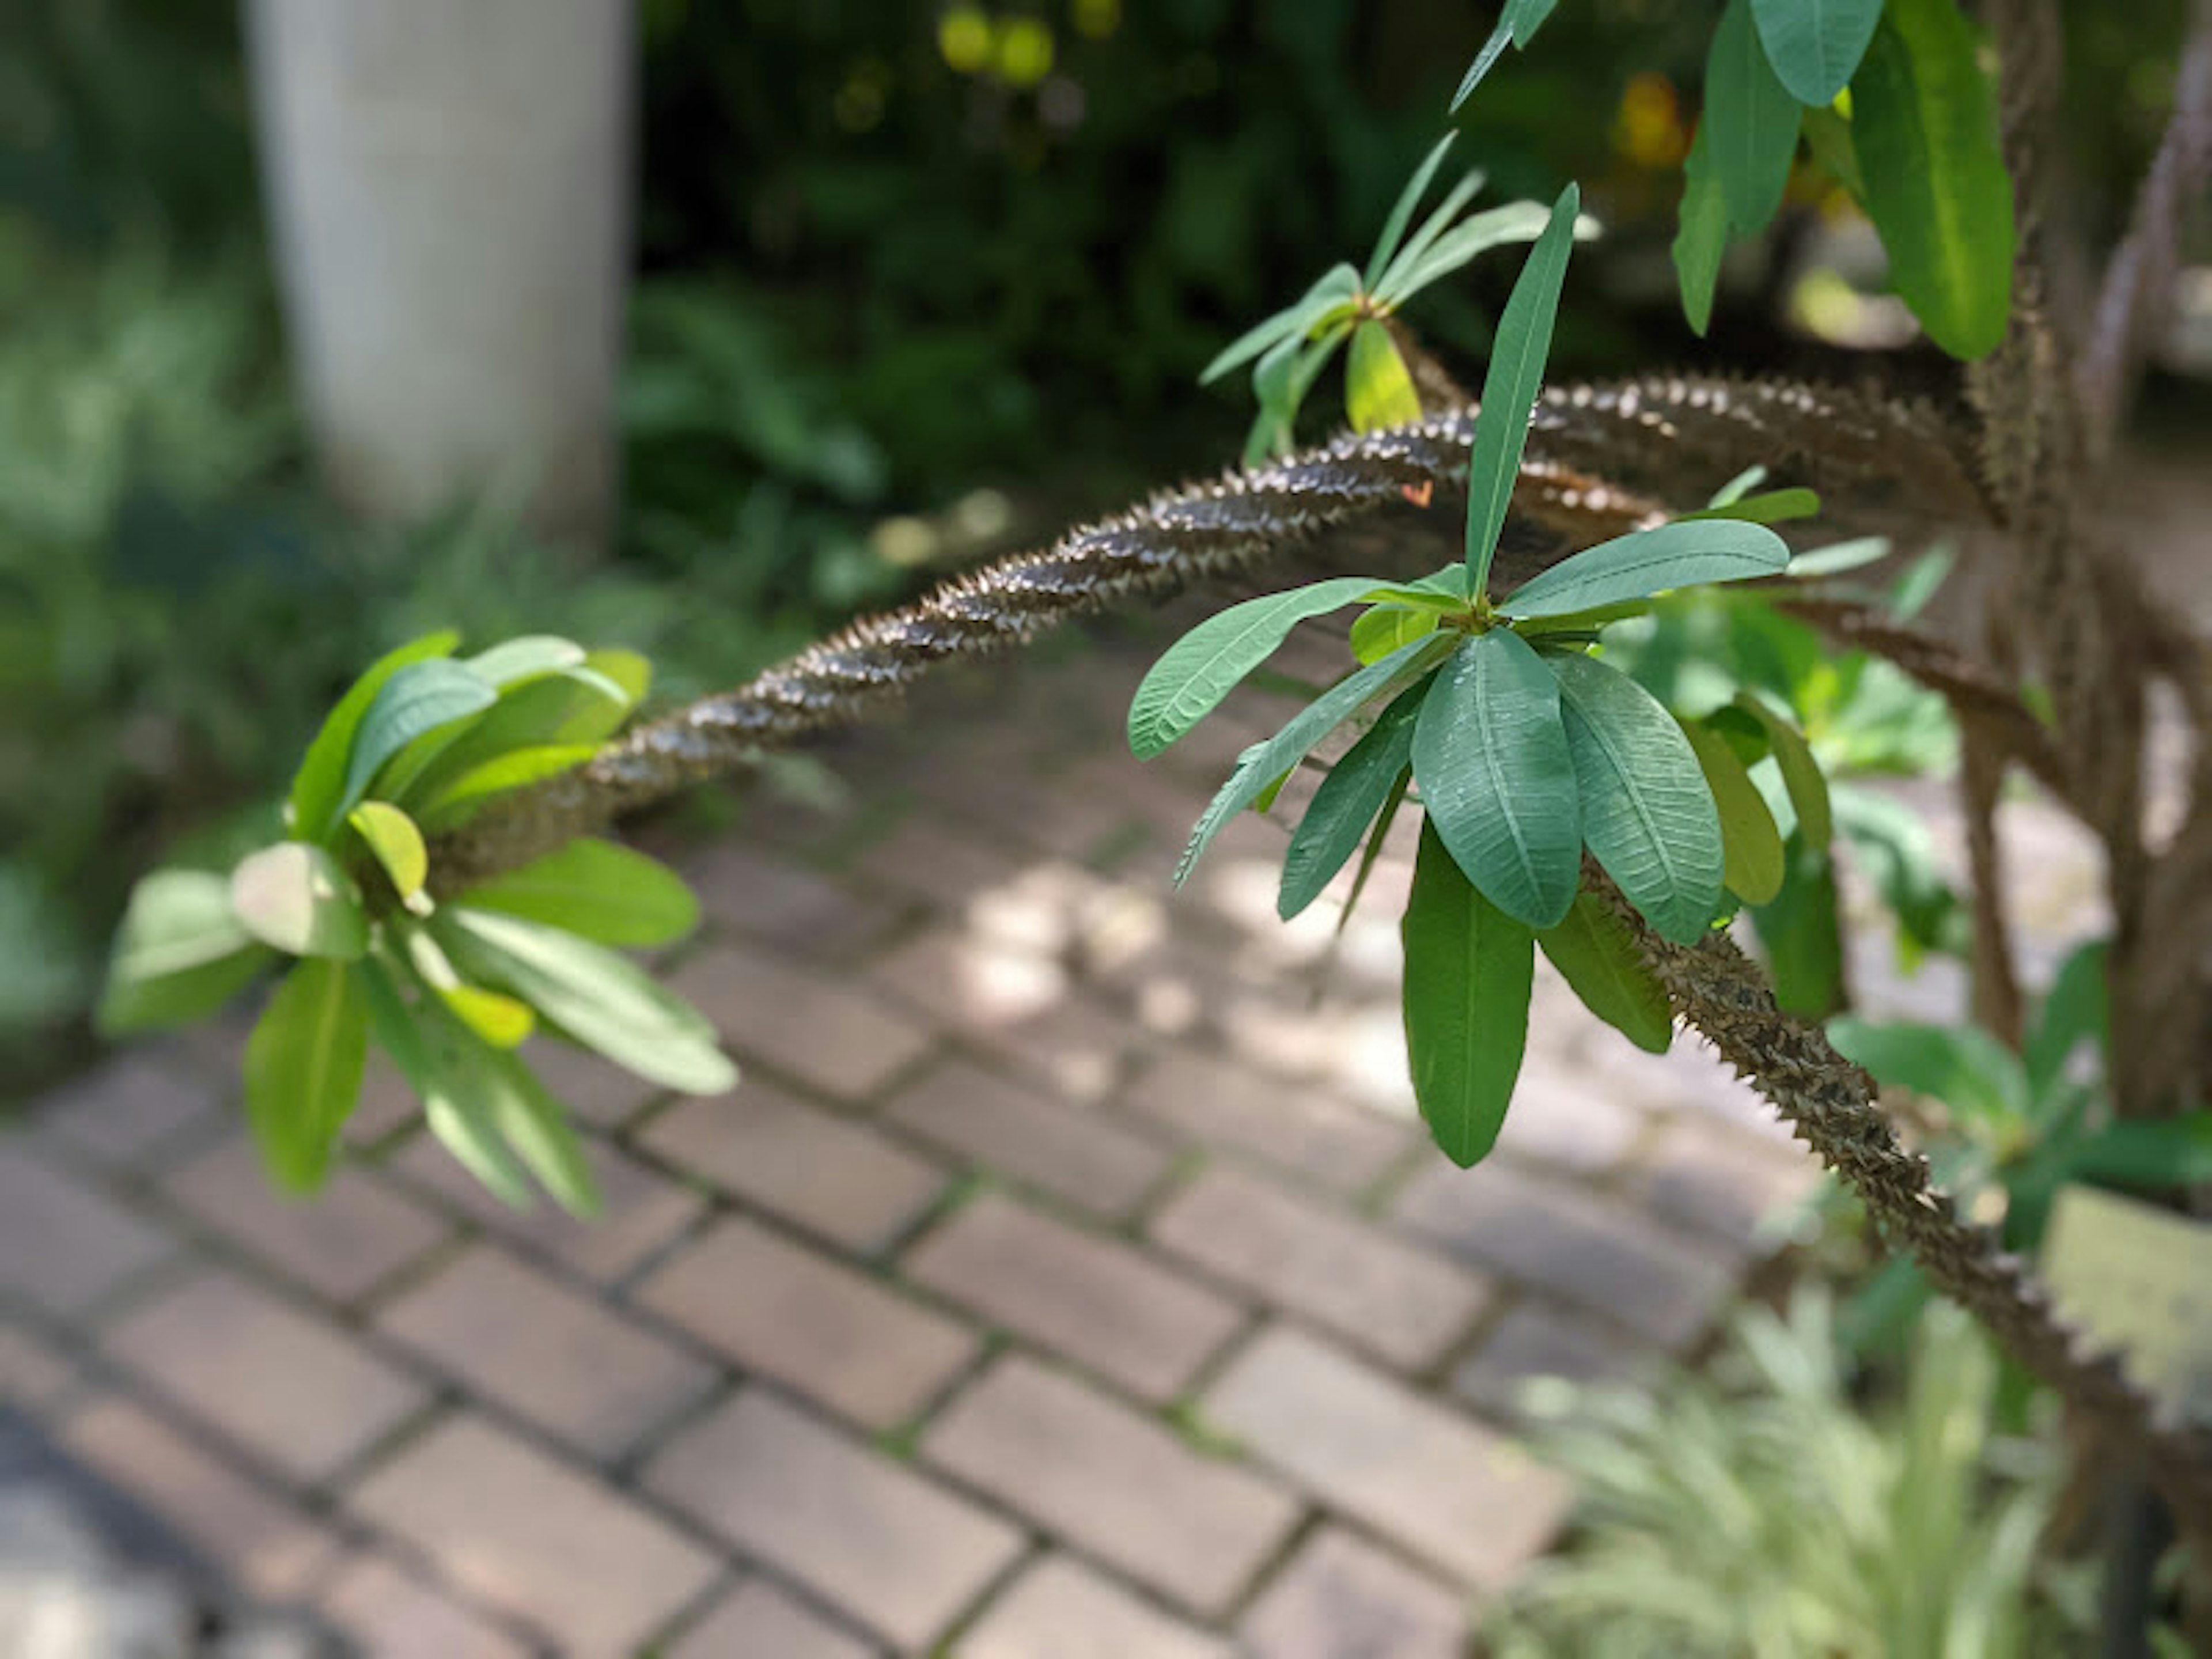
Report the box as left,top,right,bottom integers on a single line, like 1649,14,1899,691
5,612,1860,1657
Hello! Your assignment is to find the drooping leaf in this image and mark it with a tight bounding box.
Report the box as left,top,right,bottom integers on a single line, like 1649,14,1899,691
1177,637,1443,886
1365,132,1460,289
1278,680,1430,919
464,635,585,687
1402,820,1534,1166
2025,940,2109,1107
1829,1016,2029,1124
1411,628,1581,929
230,843,370,961
1338,767,1412,937
455,838,703,949
243,957,368,1194
1852,0,2015,359
1501,520,1790,619
1676,486,1823,527
1706,0,1803,236
289,631,460,843
359,954,535,1209
339,659,498,820
347,802,429,906
97,870,275,1034
1538,889,1673,1052
437,907,736,1094
1683,719,1786,905
1346,320,1423,431
1349,605,1441,665
1547,651,1724,944
1465,184,1582,596
1673,124,1730,336
1731,691,1832,846
1752,837,1847,1017
474,1044,604,1217
414,744,601,834
1201,263,1362,385
1751,0,1884,106
1128,576,1391,760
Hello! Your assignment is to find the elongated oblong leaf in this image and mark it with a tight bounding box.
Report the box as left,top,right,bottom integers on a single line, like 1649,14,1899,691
464,635,585,686
348,802,428,903
456,838,702,948
1451,0,1560,110
1128,576,1390,760
475,1043,604,1217
1677,486,1821,527
1465,184,1581,595
1547,651,1724,943
1683,719,1786,904
231,843,369,961
1538,889,1673,1052
340,659,498,819
2025,940,2109,1108
1852,0,2015,360
1201,263,1361,386
1501,520,1789,619
1732,691,1832,846
1706,0,1802,235
1752,838,1846,1017
1673,125,1729,336
1751,0,1883,105
1381,202,1569,307
97,870,274,1034
289,632,459,843
1365,132,1458,290
415,744,600,834
1403,820,1533,1166
1411,628,1581,929
244,957,368,1193
359,955,534,1209
1346,320,1422,431
1278,680,1430,919
1349,605,1440,665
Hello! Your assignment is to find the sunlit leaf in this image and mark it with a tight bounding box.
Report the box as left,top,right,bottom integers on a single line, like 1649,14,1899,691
339,659,498,820
230,843,369,961
1346,321,1423,431
243,957,368,1194
1278,680,1429,919
464,635,585,687
456,838,702,949
414,745,601,834
97,870,274,1035
347,802,429,905
1382,201,1579,305
1539,888,1673,1052
289,631,459,843
1349,605,1440,665
1684,719,1786,904
1501,520,1790,619
1786,536,1889,578
1732,691,1832,846
1200,263,1361,385
359,955,534,1209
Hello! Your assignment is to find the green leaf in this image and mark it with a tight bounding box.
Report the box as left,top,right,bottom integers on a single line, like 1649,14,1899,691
1752,838,1847,1017
414,744,601,834
1547,651,1724,944
340,660,498,820
1673,124,1730,336
1380,201,1567,306
1683,719,1786,905
1676,486,1822,527
1829,1016,2029,1124
1800,104,1866,196
455,838,702,948
359,953,535,1209
1786,536,1889,578
1349,605,1440,666
289,632,460,843
1368,171,1490,302
1128,576,1389,760
464,635,585,687
1465,184,1581,596
1539,889,1673,1052
1706,0,1803,236
1501,520,1789,619
1512,598,1658,637
1832,784,1964,957
1245,326,1350,464
1851,0,2015,359
582,647,652,707
1177,636,1443,887
1450,0,1560,110
1365,132,1459,289
1403,819,1534,1165
1202,263,1361,385
1346,321,1423,431
1708,465,1768,507
2061,1116,2212,1191
243,957,368,1194
393,666,627,810
440,983,536,1049
2025,940,2108,1106
347,802,429,906
97,870,274,1035
1411,628,1581,929
475,1044,604,1217
1751,0,1884,105
230,843,370,960
437,907,736,1094
1278,681,1429,920
1731,691,1832,846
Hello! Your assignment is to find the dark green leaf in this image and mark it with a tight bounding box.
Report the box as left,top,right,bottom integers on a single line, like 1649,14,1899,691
1465,184,1581,595
2061,1115,2212,1190
1201,263,1361,385
1403,820,1534,1166
244,957,368,1194
1411,628,1581,929
1751,0,1884,105
1547,652,1724,943
456,838,702,949
1538,889,1672,1052
1512,598,1658,637
1732,691,1832,846
1673,125,1730,336
340,660,498,820
1382,201,1567,305
1365,132,1459,289
1451,0,1560,110
1683,719,1786,904
97,870,274,1035
1852,0,2015,359
1829,1016,2029,1124
1706,0,1802,235
1752,837,1847,1017
1346,321,1423,431
2025,940,2109,1107
230,843,370,961
1279,681,1430,919
289,631,459,843
1128,577,1389,760
1501,520,1789,619
1369,172,1491,301
1338,767,1412,937
1676,487,1823,527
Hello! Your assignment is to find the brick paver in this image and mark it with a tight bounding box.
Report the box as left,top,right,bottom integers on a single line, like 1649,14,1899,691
0,1147,172,1317
669,942,934,1101
0,1321,80,1414
33,1052,218,1169
904,1194,1242,1402
645,1389,1022,1650
961,1555,1233,1659
1450,1301,1660,1421
347,1411,719,1657
668,1581,878,1659
925,1355,1300,1615
682,839,891,959
634,1214,976,1428
1629,1113,1823,1253
1128,1050,1412,1196
317,1552,533,1659
376,1245,716,1460
1238,1526,1468,1659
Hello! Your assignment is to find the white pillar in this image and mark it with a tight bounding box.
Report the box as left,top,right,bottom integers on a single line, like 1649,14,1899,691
247,0,634,546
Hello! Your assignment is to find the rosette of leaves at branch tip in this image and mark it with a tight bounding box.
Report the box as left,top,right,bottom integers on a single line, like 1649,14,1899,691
1199,130,1597,468
1132,185,1834,1168
96,632,734,1214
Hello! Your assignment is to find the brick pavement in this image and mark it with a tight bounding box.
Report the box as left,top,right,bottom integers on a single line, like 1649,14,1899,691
3,620,1846,1656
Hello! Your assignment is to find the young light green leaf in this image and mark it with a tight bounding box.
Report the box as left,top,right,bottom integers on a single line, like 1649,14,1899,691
437,907,736,1094
1349,605,1440,666
474,1043,604,1218
1852,0,2015,359
1245,325,1352,465
1732,690,1832,846
340,659,497,819
1364,132,1459,290
1500,519,1789,619
582,647,652,708
1411,628,1581,929
230,843,370,961
1708,465,1768,508
392,666,626,809
1786,535,1890,578
414,744,601,834
1547,651,1724,944
1706,0,1802,236
1346,321,1423,432
1683,719,1786,904
1829,1016,2029,1124
289,631,459,843
2025,940,2109,1107
1201,263,1362,385
1128,576,1389,760
1676,486,1821,526
464,635,585,687
1751,0,1884,106
1538,888,1673,1052
1177,636,1444,887
347,802,429,906
455,838,702,949
1465,183,1581,596
243,957,368,1194
97,870,274,1035
440,983,536,1049
1278,680,1430,919
1402,820,1534,1166
359,954,535,1209
1673,124,1730,336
